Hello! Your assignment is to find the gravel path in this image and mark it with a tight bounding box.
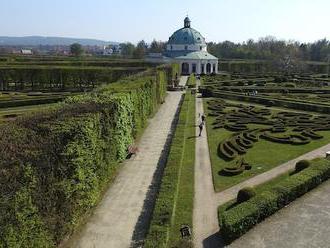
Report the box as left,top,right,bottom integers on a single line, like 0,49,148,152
193,80,223,248
64,80,186,248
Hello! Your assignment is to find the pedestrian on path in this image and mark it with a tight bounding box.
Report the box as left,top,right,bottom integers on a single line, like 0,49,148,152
201,114,206,124
199,122,204,137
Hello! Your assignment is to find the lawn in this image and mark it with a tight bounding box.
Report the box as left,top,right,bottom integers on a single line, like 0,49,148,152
204,98,330,192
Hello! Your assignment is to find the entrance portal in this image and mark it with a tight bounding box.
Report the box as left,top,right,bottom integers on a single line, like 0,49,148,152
206,63,212,74
182,63,189,75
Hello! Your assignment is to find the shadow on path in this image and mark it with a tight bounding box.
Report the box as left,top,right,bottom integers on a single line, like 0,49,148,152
130,95,184,247
202,231,225,248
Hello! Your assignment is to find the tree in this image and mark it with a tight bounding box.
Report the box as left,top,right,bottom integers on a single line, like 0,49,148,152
133,40,147,59
149,39,165,53
70,43,84,56
120,42,135,57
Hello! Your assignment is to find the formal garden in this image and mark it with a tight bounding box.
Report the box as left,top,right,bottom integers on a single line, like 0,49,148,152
200,71,330,244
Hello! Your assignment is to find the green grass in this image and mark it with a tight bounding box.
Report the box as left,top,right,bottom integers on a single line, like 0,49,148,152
144,92,195,248
204,98,330,192
168,92,195,246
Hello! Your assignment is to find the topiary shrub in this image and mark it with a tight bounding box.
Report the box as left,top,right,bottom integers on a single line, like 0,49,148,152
237,187,256,204
295,160,311,172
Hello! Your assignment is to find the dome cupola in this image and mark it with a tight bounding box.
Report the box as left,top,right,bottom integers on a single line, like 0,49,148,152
184,16,191,28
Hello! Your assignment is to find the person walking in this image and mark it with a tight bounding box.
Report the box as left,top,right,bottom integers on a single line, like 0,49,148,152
201,114,206,124
198,122,204,137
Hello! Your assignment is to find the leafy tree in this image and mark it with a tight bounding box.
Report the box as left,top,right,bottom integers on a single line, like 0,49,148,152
149,39,165,53
120,42,135,57
70,43,84,56
133,40,147,59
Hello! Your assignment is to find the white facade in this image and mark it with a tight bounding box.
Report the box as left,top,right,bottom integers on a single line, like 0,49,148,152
177,59,218,75
165,17,219,75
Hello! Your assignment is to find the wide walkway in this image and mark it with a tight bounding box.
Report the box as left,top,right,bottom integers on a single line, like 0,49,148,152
229,179,330,248
65,78,187,248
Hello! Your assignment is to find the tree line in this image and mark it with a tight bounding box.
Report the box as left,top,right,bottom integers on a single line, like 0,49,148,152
120,37,330,62
208,37,330,62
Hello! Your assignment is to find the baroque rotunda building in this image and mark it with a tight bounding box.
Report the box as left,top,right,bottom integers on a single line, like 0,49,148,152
165,17,218,75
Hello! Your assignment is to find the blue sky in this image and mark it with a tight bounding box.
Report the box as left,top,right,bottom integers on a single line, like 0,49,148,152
1,0,329,43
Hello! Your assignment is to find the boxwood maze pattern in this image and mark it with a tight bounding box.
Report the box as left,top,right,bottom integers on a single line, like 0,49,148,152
207,99,330,175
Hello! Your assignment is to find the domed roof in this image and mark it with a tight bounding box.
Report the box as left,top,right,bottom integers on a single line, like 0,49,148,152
168,17,206,45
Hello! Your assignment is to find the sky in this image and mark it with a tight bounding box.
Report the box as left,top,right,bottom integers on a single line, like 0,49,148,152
1,0,329,44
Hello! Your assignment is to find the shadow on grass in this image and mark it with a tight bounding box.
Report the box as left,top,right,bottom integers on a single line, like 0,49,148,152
188,135,199,139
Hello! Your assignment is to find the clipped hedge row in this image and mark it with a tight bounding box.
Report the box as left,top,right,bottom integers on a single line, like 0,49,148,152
0,66,169,247
0,96,65,108
0,66,145,91
220,159,330,244
208,90,330,114
144,92,195,248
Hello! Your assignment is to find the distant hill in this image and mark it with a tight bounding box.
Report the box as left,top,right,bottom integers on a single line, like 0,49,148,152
0,36,119,46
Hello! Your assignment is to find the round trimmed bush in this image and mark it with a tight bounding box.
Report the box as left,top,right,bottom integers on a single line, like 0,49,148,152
237,187,256,204
295,160,310,172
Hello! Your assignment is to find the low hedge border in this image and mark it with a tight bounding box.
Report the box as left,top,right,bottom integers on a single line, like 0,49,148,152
219,158,330,244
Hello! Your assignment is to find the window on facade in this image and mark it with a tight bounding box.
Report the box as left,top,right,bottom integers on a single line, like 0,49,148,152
200,46,202,50
185,46,188,50
171,45,173,50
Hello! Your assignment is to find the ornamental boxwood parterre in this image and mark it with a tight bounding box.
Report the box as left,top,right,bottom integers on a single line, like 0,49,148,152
220,158,330,244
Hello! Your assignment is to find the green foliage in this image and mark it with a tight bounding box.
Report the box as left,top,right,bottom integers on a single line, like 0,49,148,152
187,74,196,88
70,43,84,57
0,66,144,92
220,159,330,244
0,66,170,247
237,187,256,203
144,92,195,247
295,160,311,172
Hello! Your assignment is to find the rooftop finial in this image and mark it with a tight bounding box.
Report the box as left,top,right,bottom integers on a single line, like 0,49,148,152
184,16,191,28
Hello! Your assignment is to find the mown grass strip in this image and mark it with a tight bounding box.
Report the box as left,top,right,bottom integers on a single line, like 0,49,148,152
145,91,195,248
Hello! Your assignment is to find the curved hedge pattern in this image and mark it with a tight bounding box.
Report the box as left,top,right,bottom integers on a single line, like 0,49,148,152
207,99,330,176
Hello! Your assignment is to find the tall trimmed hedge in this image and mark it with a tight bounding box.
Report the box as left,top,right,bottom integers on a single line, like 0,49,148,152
0,67,168,247
0,66,145,91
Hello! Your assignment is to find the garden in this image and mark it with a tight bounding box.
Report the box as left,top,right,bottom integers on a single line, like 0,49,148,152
201,72,330,244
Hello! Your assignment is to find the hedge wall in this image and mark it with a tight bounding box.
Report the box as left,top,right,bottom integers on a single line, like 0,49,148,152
0,67,168,247
220,159,330,244
0,66,145,91
206,90,330,114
